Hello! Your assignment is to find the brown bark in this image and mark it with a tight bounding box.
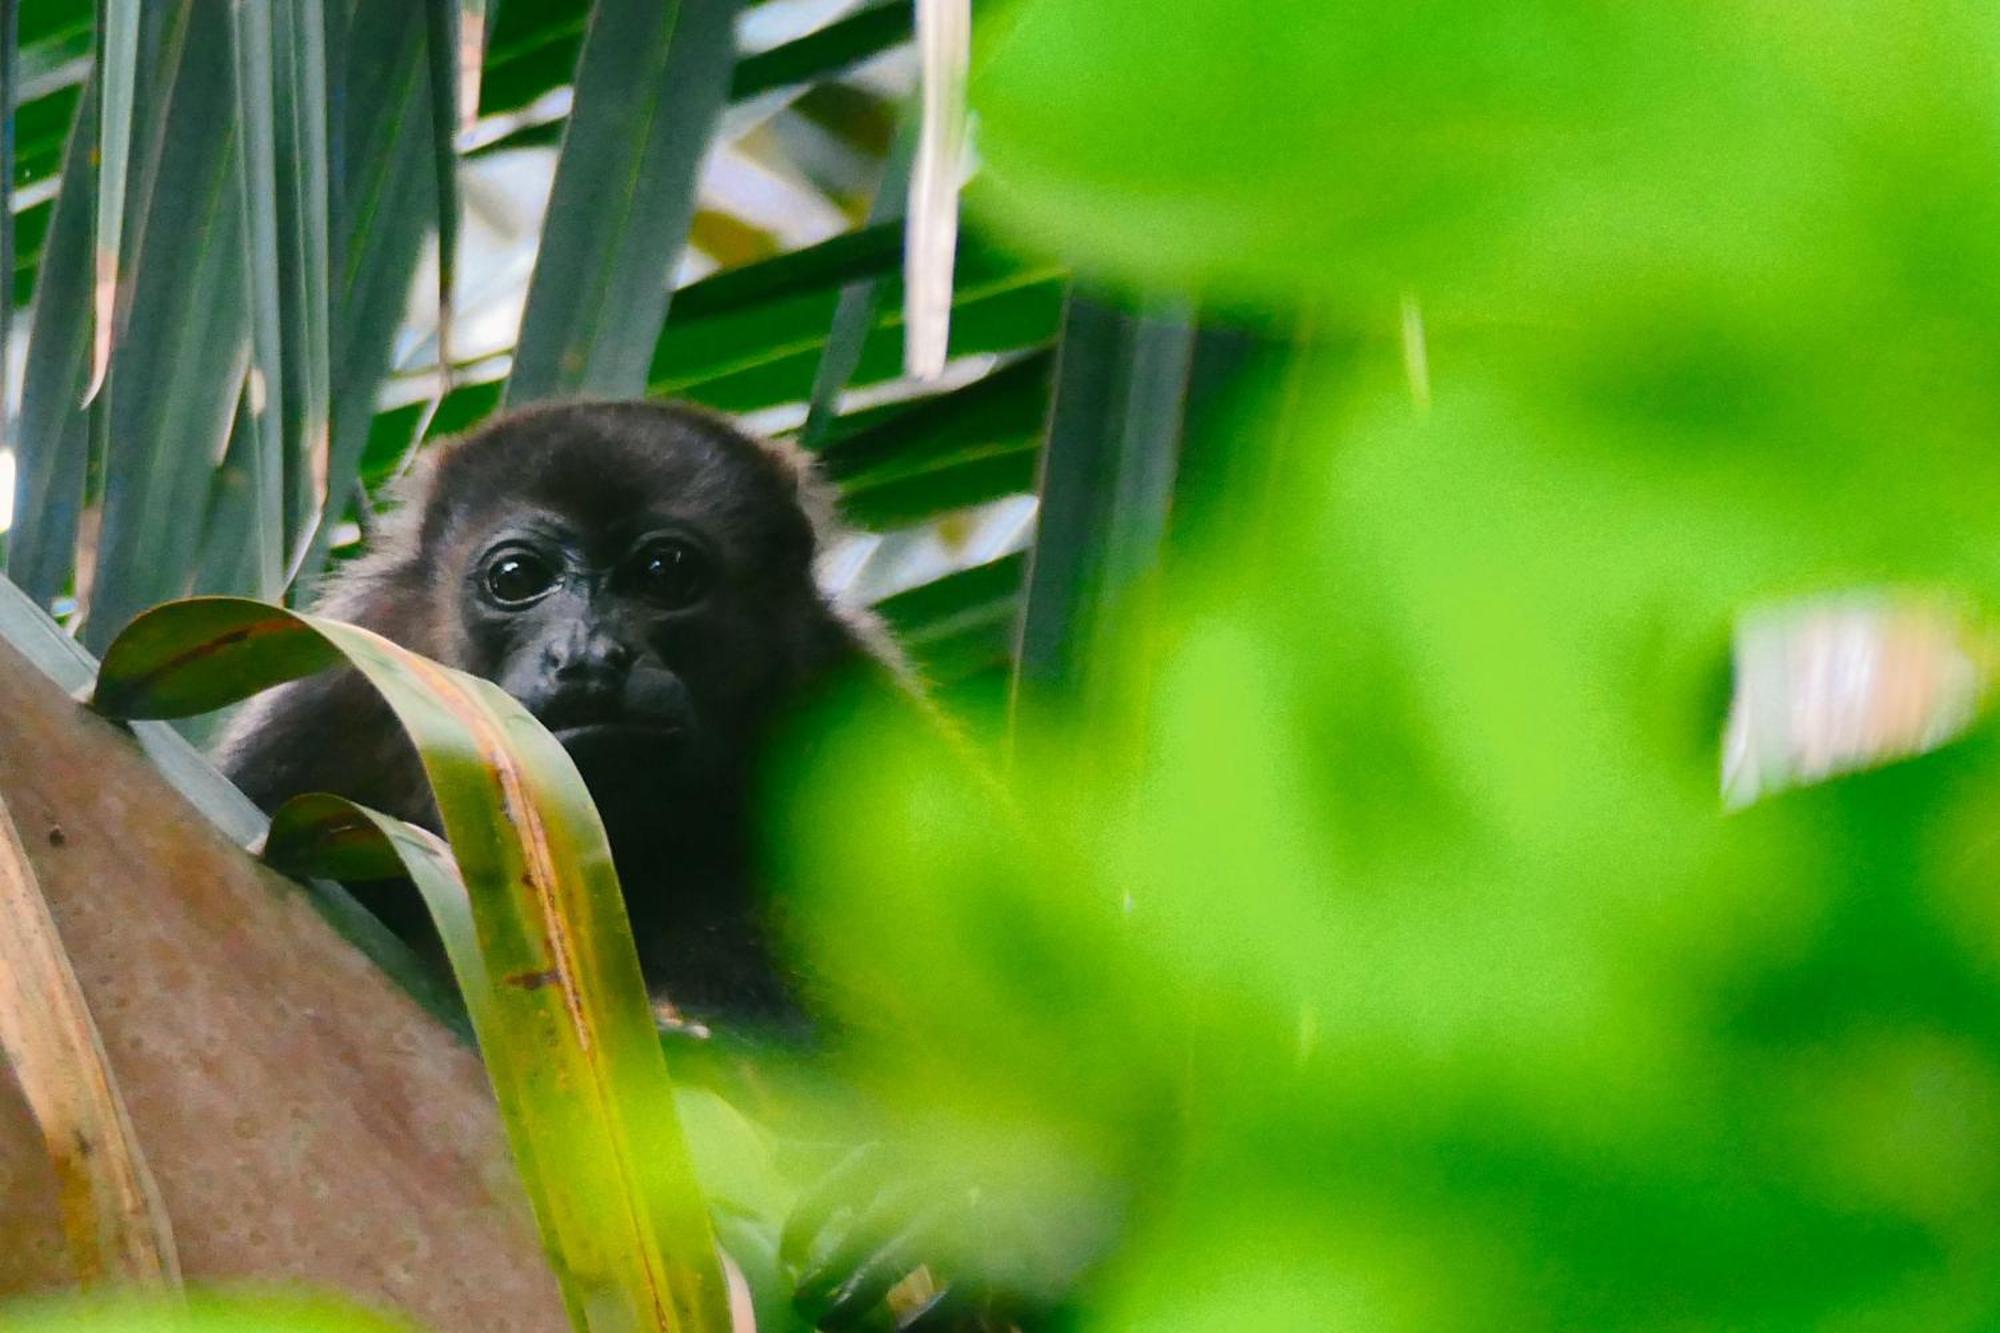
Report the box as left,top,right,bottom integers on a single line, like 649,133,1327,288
0,634,568,1330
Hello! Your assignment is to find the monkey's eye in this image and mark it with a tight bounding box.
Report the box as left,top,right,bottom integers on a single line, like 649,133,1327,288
631,539,709,609
482,549,558,606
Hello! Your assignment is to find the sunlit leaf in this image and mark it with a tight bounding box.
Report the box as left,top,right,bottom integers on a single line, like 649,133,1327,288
904,0,969,379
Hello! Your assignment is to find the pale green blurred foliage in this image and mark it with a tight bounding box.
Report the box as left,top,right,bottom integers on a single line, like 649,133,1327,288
973,2,2000,331
759,1,2000,1327
773,368,2000,1326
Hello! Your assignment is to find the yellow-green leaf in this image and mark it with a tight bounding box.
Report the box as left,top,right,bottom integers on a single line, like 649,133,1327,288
93,596,730,1333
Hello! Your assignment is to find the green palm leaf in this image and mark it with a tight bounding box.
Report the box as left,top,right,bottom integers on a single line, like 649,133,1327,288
94,596,732,1333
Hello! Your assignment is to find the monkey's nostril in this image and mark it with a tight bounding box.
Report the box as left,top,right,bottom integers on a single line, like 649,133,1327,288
550,638,633,683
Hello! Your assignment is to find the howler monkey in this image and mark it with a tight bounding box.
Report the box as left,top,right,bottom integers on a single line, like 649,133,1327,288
217,400,901,1033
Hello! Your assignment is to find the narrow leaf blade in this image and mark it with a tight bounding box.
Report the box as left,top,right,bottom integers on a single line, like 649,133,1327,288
6,53,95,605
729,0,911,101
271,0,334,575
422,0,460,372
1,0,19,449
505,0,740,405
303,2,435,586
230,0,288,598
93,597,733,1333
904,0,969,380
84,0,139,401
86,3,253,649
1012,291,1126,701
804,115,917,446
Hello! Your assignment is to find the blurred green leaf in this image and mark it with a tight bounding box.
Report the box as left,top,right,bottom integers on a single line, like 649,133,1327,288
776,296,2000,1324
972,0,2000,346
1015,293,1191,706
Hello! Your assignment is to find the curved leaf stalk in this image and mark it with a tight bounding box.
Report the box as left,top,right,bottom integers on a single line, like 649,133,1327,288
94,596,731,1333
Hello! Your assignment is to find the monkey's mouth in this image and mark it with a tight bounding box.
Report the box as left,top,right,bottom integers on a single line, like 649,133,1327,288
550,720,689,750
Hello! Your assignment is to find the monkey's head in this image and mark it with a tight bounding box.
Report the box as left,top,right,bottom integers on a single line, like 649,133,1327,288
221,400,895,1025
345,400,871,810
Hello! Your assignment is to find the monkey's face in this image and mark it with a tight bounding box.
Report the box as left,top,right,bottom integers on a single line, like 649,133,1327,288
463,516,709,759
421,403,842,811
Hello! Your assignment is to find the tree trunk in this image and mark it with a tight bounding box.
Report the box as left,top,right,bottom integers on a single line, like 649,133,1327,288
0,633,568,1330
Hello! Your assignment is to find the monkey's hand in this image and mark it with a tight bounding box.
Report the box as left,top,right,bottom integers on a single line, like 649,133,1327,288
781,1143,1049,1332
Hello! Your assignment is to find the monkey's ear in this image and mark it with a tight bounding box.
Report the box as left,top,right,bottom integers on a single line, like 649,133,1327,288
296,446,456,654
722,420,838,549
388,440,472,561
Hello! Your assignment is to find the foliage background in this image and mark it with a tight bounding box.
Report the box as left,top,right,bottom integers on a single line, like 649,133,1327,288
11,0,2000,1330
3,0,1047,729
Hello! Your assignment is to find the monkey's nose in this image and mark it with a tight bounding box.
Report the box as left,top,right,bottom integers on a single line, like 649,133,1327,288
546,633,633,683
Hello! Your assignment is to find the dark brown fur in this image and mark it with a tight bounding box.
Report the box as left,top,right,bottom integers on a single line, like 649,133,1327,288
217,400,901,1031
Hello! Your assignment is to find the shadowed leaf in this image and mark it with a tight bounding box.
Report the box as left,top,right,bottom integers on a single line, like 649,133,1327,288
83,0,138,402
506,0,741,405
